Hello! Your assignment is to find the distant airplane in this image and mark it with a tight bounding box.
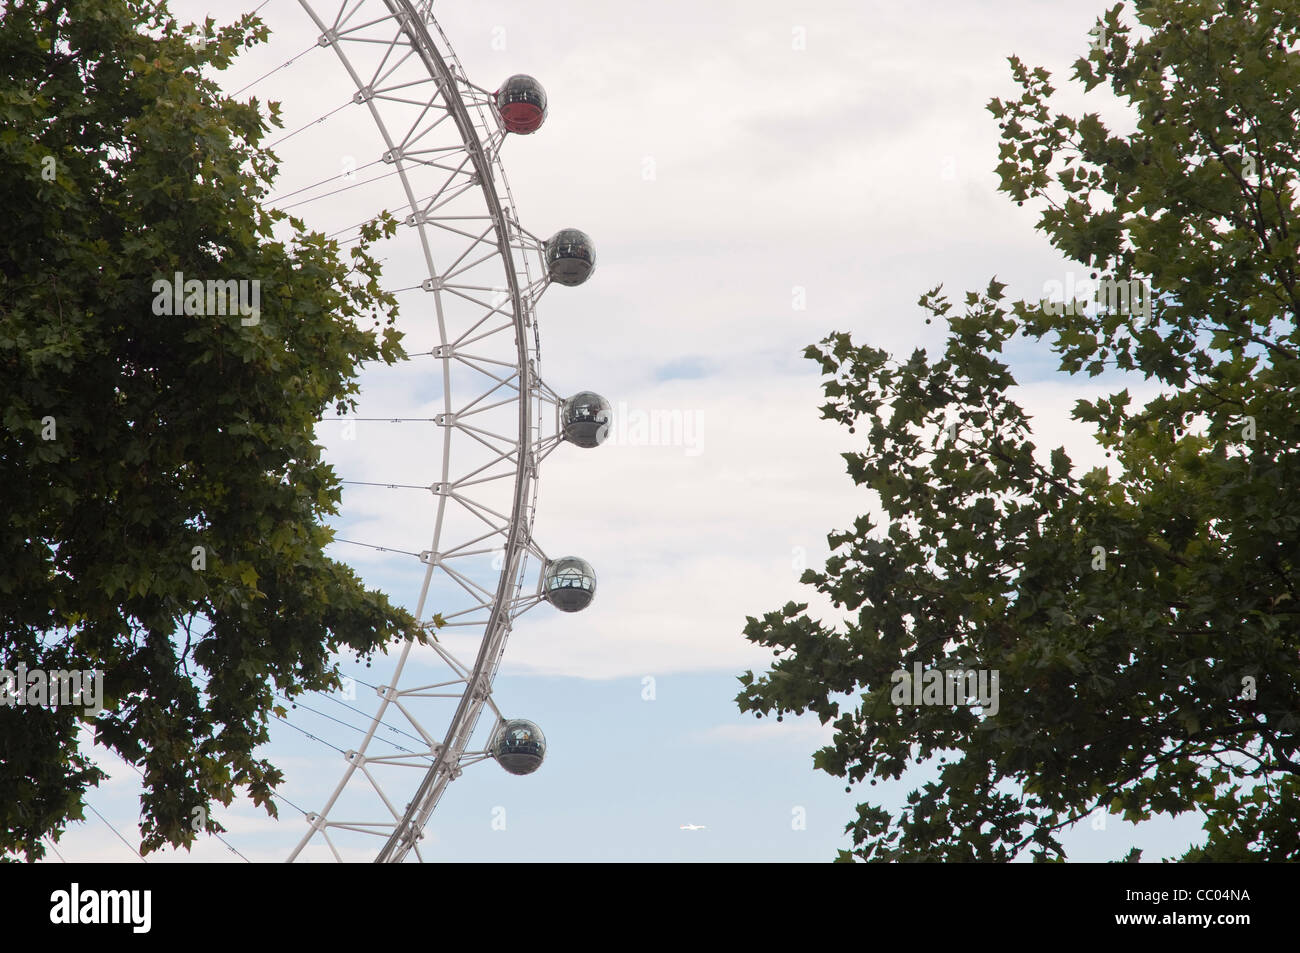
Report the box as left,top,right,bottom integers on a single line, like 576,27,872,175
679,824,706,831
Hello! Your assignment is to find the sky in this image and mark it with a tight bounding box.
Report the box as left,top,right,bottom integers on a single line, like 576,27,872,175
47,0,1211,863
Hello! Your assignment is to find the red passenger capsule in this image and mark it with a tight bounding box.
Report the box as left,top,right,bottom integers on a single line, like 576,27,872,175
495,74,547,134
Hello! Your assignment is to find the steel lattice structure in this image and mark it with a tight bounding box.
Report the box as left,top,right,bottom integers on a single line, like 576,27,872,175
278,0,600,863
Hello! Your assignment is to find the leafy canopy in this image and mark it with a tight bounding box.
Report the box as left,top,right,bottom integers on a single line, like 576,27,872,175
738,0,1300,861
0,0,421,859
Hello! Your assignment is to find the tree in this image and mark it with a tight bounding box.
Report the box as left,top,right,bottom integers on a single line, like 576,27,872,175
737,0,1300,861
0,0,423,859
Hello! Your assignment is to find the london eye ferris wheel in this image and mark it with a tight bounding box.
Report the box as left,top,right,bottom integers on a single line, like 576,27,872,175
204,0,615,862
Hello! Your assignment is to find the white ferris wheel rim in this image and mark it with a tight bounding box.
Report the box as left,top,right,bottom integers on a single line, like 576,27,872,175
272,0,575,863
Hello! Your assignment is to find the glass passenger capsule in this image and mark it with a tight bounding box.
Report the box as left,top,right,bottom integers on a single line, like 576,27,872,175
545,228,596,286
561,392,612,448
543,556,596,612
495,74,547,134
492,719,547,775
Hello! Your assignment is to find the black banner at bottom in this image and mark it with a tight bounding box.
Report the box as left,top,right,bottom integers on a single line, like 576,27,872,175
0,859,1280,942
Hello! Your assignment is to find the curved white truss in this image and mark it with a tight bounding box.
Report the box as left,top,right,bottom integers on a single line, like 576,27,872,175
280,0,575,863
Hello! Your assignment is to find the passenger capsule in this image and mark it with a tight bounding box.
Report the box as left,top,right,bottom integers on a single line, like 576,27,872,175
543,556,596,612
545,228,596,286
492,719,546,775
495,74,547,134
562,392,612,448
